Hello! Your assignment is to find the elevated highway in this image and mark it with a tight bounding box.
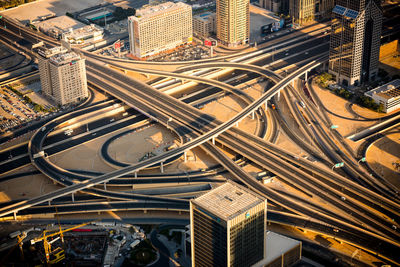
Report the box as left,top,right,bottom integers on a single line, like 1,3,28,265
0,58,325,218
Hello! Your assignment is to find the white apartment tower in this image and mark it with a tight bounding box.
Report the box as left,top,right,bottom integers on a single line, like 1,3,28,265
128,2,193,58
38,47,88,105
216,0,250,47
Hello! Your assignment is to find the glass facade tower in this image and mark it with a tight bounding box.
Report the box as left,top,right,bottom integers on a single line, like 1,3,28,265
329,0,382,86
190,181,267,267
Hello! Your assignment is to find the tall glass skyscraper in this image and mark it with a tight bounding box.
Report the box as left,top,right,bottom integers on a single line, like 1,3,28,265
329,0,382,86
190,181,267,267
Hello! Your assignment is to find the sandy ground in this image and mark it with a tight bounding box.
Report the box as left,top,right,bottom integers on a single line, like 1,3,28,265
311,79,400,188
379,52,400,77
0,51,25,73
0,164,62,203
310,80,387,152
366,131,400,189
0,0,105,24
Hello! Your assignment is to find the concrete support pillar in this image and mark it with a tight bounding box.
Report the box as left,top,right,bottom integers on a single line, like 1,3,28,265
48,200,51,206
145,73,150,79
181,79,185,85
71,193,75,203
13,212,17,221
276,91,280,101
265,102,268,110
251,111,255,120
144,210,147,214
134,172,137,178
160,161,164,173
212,137,215,145
184,151,187,163
292,80,295,87
104,182,107,190
124,69,127,74
305,71,308,81
235,122,239,127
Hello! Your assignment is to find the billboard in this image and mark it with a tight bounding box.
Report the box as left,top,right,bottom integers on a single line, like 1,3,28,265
114,41,121,50
204,39,217,47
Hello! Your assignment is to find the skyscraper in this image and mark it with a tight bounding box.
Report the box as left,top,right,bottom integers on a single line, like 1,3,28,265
38,47,88,105
329,0,382,86
190,181,267,267
216,0,250,47
289,0,334,25
260,0,281,13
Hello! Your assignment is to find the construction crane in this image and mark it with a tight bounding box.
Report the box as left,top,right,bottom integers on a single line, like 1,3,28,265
31,221,95,264
0,231,27,264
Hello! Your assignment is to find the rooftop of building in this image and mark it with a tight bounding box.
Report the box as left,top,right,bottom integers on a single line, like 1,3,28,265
192,181,264,221
131,1,191,21
365,79,400,100
63,24,103,39
38,46,69,58
49,51,81,66
252,231,301,267
35,15,85,33
193,12,215,21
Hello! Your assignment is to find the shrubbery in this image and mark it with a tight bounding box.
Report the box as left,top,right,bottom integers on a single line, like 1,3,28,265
316,72,333,88
333,87,353,99
113,7,135,21
356,96,384,113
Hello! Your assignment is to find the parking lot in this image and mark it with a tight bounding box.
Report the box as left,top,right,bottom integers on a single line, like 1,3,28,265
0,83,57,133
148,43,211,62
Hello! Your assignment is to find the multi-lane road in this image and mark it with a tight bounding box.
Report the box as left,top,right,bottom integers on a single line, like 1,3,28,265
1,16,400,264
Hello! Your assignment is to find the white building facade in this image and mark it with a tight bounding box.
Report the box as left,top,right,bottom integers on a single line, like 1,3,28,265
128,2,193,58
364,79,400,113
38,47,88,105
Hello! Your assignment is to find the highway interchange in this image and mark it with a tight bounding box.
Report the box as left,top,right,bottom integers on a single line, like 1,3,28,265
0,16,400,264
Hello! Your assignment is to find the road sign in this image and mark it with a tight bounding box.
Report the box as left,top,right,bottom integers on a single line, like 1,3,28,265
334,162,344,168
330,125,339,129
361,157,366,162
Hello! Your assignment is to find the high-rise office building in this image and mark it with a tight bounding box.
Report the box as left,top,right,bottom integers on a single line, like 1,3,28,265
329,0,382,86
216,0,250,47
190,181,267,267
289,0,334,24
260,0,280,13
260,0,289,14
38,46,88,105
128,2,192,58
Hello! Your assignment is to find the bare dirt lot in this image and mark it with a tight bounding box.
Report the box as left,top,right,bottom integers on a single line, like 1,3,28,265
366,131,400,189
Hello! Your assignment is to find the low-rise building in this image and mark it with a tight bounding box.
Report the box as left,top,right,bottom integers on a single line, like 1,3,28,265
252,231,301,267
128,2,193,58
364,79,400,113
62,24,104,44
193,12,216,38
35,15,85,39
